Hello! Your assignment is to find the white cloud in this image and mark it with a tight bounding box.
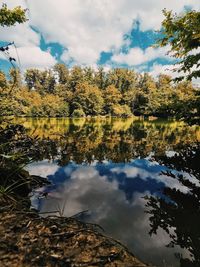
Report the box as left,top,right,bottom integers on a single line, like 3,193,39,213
35,162,189,265
71,166,100,180
1,0,200,67
61,47,99,65
111,46,171,66
149,63,200,85
133,0,200,31
0,0,47,69
25,0,199,65
0,46,56,69
0,0,39,47
149,63,176,78
111,163,199,194
27,160,59,178
0,23,39,47
2,0,27,9
26,0,131,65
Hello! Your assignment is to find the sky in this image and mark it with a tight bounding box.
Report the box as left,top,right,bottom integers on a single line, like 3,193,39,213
0,0,199,80
30,159,193,266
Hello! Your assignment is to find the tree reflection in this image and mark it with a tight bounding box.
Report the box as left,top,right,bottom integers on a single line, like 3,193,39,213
13,117,200,165
10,118,200,266
145,143,200,267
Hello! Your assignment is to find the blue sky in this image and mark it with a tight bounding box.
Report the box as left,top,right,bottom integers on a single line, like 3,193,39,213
0,0,199,79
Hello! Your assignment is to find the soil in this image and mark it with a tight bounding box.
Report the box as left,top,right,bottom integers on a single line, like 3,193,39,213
0,206,148,267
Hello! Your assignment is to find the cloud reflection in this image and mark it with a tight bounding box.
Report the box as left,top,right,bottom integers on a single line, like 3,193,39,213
29,158,191,267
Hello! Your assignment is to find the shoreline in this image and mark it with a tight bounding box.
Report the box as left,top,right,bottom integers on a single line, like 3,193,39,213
0,205,149,267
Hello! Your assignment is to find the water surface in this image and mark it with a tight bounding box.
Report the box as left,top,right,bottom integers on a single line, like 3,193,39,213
15,117,200,267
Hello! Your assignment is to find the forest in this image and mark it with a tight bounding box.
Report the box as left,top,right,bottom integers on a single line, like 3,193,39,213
0,64,199,119
0,3,200,267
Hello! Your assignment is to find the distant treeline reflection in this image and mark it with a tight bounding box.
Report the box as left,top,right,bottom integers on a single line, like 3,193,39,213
13,117,200,164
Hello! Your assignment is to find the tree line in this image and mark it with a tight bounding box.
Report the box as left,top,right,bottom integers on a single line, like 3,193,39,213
0,64,199,118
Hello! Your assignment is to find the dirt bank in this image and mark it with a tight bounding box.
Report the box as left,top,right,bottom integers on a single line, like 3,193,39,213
0,207,148,267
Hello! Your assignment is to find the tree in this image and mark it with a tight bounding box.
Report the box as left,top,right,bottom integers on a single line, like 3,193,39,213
0,3,27,27
158,9,200,81
104,85,122,114
172,81,199,118
71,108,86,118
9,68,22,88
106,68,138,93
112,104,132,117
0,3,27,89
0,4,27,117
0,71,7,89
69,66,84,91
24,69,41,90
41,94,69,117
83,67,95,84
94,66,106,90
24,69,56,94
151,74,174,116
139,73,157,94
145,143,200,267
72,82,104,116
134,73,157,115
42,69,56,94
0,63,198,118
53,63,69,85
123,88,137,112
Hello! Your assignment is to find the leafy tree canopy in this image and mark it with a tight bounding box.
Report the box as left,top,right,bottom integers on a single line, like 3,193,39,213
158,9,200,81
0,3,27,27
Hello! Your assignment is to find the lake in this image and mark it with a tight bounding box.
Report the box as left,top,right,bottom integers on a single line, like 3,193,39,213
14,117,200,267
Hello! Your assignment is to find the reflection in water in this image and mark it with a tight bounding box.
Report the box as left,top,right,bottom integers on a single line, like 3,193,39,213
30,159,192,267
16,117,200,267
15,117,200,164
146,144,200,267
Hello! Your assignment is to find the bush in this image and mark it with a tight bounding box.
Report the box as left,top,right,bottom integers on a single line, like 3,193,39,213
111,104,132,117
71,108,86,118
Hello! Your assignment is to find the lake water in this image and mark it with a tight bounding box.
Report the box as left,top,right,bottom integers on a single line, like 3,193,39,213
15,117,200,267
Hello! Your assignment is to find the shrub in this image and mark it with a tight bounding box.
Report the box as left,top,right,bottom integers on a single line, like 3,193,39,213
71,108,86,118
111,104,132,117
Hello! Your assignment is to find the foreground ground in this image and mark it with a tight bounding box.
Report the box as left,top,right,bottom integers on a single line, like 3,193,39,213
0,206,148,267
